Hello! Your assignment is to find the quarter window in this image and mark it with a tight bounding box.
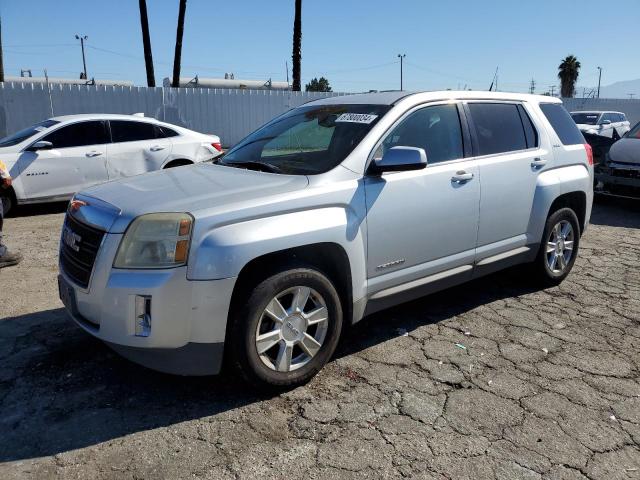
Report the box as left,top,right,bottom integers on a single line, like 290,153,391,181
110,121,157,143
468,103,528,155
377,104,464,164
156,125,179,138
540,103,585,145
517,105,539,149
42,121,109,148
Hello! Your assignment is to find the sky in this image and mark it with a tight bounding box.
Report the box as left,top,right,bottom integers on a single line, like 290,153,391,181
1,0,638,95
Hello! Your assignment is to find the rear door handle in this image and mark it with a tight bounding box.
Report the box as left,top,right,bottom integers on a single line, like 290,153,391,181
150,145,165,152
86,151,103,157
451,171,474,183
531,158,547,168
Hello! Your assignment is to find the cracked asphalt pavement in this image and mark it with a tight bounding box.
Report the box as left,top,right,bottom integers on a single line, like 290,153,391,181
0,199,639,479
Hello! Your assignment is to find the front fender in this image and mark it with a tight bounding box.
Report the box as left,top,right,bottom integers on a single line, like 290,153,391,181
187,207,368,302
527,164,592,244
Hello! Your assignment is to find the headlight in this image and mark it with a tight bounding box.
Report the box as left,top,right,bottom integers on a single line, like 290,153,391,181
114,213,193,269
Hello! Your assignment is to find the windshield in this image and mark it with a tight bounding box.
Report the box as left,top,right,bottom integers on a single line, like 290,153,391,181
0,119,60,147
627,122,640,139
221,104,391,174
571,113,600,125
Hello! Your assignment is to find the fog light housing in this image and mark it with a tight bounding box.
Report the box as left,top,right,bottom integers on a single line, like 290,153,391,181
135,295,152,337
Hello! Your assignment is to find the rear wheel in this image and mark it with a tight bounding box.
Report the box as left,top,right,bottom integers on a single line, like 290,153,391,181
228,267,343,388
163,160,192,169
532,208,580,286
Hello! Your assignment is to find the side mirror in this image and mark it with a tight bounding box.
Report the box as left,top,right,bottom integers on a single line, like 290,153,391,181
371,146,427,173
28,140,53,151
601,119,611,125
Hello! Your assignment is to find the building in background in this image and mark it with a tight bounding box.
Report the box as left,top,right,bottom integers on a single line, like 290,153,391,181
164,75,290,90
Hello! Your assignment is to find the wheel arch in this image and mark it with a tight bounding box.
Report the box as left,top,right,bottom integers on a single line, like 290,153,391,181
162,158,193,169
228,242,354,328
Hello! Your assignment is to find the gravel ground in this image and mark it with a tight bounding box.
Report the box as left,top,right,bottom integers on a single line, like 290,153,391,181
0,199,639,479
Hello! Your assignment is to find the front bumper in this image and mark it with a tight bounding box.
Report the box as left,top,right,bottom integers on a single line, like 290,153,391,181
595,162,640,199
59,232,237,375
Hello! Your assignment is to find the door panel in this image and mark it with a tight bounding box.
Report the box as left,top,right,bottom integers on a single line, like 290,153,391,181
106,121,172,179
364,103,479,296
466,102,549,257
19,121,109,199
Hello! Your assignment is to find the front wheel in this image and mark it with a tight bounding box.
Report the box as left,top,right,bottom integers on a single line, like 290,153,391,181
532,208,581,286
228,267,343,388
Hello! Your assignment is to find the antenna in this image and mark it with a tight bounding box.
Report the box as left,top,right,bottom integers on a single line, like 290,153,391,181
489,66,498,91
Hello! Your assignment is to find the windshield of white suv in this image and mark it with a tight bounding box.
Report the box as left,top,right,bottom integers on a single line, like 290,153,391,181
220,104,391,174
571,113,600,125
0,119,60,147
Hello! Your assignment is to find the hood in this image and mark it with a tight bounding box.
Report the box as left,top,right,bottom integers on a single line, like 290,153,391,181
608,138,640,165
81,163,309,232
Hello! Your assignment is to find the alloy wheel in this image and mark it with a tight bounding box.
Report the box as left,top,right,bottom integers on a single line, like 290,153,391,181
254,286,329,372
546,220,574,273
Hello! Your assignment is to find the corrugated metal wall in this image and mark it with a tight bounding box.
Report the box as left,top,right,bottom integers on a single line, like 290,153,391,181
0,82,344,146
1,82,639,147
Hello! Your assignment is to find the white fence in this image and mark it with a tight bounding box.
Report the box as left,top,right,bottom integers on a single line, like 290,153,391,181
0,82,344,146
1,82,639,147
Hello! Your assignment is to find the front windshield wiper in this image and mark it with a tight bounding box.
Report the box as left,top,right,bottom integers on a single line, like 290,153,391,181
218,160,283,174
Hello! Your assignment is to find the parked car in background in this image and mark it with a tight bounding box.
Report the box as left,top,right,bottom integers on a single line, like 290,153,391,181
58,91,593,387
571,111,630,139
0,114,223,214
595,120,640,199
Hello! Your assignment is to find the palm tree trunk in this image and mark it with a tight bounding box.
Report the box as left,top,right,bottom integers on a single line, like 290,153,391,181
0,17,5,83
138,0,155,87
292,0,302,91
172,0,187,88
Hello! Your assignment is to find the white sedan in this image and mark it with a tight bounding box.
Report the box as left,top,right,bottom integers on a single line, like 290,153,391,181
0,114,223,214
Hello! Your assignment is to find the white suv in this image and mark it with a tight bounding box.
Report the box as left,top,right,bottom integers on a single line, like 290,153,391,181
59,92,593,387
0,114,223,215
571,111,630,139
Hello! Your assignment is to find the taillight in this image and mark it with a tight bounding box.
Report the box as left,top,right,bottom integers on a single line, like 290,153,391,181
584,143,594,166
212,142,222,152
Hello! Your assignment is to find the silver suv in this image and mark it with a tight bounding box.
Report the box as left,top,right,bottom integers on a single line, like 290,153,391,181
58,91,594,387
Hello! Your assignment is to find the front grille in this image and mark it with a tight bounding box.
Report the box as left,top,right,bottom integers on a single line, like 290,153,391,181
60,214,105,289
612,168,640,179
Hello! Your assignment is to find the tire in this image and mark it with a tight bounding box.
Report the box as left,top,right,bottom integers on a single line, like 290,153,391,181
532,207,581,286
163,160,192,169
228,267,343,389
0,189,14,216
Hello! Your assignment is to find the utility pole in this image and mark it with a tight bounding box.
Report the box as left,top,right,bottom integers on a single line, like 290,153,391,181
549,85,556,97
597,66,602,99
529,78,536,94
397,53,406,90
75,34,88,80
138,0,155,87
629,93,636,99
0,17,4,83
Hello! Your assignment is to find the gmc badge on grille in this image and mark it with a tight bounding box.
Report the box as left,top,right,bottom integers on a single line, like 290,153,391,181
62,226,82,252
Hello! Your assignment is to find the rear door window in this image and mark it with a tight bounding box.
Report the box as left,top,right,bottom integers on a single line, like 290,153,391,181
42,121,109,148
539,103,585,145
110,121,157,143
467,103,527,155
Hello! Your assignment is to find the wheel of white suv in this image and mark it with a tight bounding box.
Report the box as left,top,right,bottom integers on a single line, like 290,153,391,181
229,267,343,388
533,208,581,286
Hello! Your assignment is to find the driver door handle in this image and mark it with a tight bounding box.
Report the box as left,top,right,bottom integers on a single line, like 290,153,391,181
531,158,547,168
150,145,165,152
451,171,474,184
86,151,103,157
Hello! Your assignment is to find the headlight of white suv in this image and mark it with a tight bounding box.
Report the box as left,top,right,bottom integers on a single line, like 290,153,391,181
114,213,193,269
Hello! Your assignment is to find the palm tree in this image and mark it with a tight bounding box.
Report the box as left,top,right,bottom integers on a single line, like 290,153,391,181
138,0,155,87
291,0,302,91
558,55,581,98
171,0,187,88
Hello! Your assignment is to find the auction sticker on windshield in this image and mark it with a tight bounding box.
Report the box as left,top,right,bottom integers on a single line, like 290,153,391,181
335,113,378,124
